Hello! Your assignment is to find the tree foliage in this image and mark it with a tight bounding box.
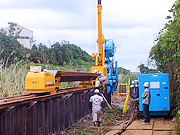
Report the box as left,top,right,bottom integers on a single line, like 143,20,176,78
0,28,94,68
149,1,179,113
137,63,158,74
118,67,130,75
0,29,26,66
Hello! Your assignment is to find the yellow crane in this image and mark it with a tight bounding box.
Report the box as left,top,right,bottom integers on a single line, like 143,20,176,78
91,0,107,76
91,0,119,102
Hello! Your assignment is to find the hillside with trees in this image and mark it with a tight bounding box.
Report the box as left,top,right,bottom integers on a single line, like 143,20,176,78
0,28,95,97
0,29,94,69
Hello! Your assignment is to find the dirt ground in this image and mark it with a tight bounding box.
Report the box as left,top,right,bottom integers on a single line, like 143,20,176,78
60,91,127,135
60,90,178,135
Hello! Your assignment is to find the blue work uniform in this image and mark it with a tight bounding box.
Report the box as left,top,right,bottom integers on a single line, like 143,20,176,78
141,88,151,123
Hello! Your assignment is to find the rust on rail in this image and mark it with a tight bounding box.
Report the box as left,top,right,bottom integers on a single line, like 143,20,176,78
0,86,96,135
0,86,101,109
47,70,100,82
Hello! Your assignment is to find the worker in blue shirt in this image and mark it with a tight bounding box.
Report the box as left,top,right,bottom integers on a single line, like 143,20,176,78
141,82,151,124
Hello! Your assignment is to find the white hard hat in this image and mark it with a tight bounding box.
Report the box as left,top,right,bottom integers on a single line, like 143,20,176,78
134,80,138,84
132,80,135,85
98,71,102,74
143,82,149,87
94,89,100,93
94,70,98,73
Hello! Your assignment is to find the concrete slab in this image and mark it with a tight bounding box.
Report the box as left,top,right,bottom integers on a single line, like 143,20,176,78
121,130,153,135
153,131,177,135
153,119,175,131
126,119,154,130
105,118,176,135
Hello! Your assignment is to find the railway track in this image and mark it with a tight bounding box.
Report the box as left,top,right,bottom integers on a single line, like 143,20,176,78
0,86,99,135
0,87,99,109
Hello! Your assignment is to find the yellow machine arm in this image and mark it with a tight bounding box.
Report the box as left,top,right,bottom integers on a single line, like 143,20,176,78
25,67,100,94
97,0,105,66
91,0,107,76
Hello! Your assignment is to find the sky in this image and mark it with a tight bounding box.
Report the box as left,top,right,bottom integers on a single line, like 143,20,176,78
0,0,176,72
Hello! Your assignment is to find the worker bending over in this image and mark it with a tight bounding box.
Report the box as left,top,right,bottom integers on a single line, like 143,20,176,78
89,89,105,127
94,70,107,88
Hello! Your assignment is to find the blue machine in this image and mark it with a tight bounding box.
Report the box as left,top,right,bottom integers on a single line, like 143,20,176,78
139,73,170,115
105,39,119,94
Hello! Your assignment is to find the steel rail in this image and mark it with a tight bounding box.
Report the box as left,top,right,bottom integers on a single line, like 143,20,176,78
0,86,98,135
0,86,100,109
47,70,100,82
0,94,36,103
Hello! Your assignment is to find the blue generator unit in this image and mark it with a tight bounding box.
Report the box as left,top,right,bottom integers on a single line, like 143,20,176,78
139,73,170,115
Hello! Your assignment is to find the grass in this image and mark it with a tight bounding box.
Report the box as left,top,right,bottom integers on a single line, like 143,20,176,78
0,60,29,97
62,107,123,135
0,60,92,97
174,110,180,134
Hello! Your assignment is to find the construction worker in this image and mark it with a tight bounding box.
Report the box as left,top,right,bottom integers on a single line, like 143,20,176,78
141,82,151,124
98,71,106,88
89,89,105,127
130,80,139,113
94,70,107,88
130,80,139,99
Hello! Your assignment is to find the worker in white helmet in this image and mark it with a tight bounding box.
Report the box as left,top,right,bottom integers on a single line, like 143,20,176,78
94,70,107,88
98,71,107,88
130,80,139,99
141,82,151,124
94,70,98,73
89,89,105,127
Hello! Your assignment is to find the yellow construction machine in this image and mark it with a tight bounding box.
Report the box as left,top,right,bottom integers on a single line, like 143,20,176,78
25,66,100,94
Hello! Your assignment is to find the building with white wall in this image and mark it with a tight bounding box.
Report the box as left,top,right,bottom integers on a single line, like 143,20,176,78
4,24,33,49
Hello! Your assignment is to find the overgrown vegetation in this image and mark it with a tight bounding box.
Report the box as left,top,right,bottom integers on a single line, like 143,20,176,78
62,107,123,135
0,24,95,97
148,1,179,133
174,110,180,134
0,60,93,97
0,61,29,97
118,67,130,75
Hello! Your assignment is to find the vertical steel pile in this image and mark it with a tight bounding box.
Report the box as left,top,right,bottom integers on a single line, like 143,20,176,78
0,89,93,134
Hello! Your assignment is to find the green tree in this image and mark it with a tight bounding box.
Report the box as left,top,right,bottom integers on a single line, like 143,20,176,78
7,22,21,39
137,63,158,74
137,64,149,73
149,1,179,114
0,29,25,66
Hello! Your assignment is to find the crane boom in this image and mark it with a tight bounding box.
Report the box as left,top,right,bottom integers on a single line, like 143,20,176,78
91,0,119,97
97,0,105,66
91,0,107,77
